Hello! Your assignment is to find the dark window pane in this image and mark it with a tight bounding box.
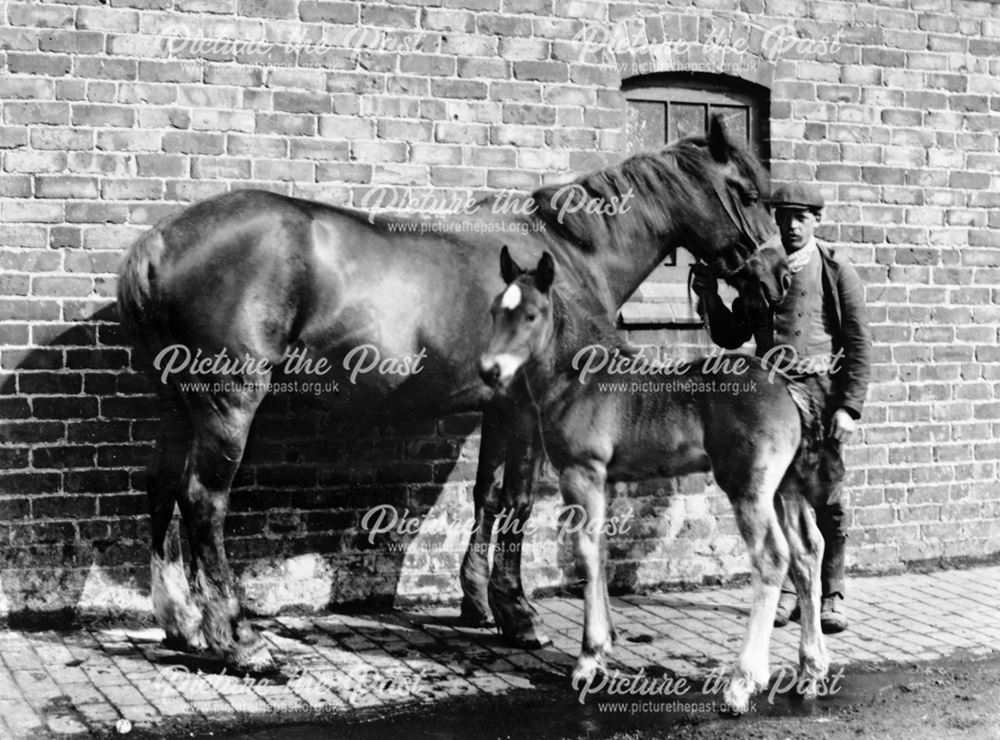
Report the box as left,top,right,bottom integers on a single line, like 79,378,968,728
711,105,750,147
625,101,666,154
620,75,767,328
669,103,707,142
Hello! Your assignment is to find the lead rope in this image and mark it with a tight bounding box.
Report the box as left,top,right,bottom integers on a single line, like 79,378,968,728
689,263,714,339
522,371,552,472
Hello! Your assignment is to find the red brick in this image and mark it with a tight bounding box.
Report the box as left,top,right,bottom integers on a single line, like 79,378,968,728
34,176,100,200
6,53,72,76
435,122,489,145
162,131,226,155
4,102,71,125
8,3,75,28
137,60,201,83
377,120,433,142
431,79,489,100
298,1,358,23
513,60,569,82
71,104,134,127
399,54,456,76
255,113,316,137
457,58,510,79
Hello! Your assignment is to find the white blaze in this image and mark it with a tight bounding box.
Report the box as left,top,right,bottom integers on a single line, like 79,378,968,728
494,353,524,382
501,284,522,310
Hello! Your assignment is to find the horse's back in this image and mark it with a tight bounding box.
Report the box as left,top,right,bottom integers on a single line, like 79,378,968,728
561,356,801,483
695,359,802,491
120,188,511,414
130,190,312,360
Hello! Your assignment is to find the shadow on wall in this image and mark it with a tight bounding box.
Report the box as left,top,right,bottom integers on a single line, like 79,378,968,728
0,303,741,626
0,301,492,624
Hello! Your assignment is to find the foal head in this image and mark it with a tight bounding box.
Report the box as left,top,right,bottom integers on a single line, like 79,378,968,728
479,246,557,392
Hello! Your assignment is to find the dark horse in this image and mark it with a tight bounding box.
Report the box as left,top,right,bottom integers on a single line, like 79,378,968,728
117,116,787,672
479,249,826,714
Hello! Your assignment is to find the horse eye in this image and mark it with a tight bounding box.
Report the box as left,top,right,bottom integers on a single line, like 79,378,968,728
744,190,759,204
525,312,539,322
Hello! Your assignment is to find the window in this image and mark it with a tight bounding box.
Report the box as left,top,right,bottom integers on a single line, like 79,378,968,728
618,73,770,327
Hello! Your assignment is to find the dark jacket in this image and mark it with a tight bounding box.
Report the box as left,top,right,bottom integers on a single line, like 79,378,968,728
698,243,872,420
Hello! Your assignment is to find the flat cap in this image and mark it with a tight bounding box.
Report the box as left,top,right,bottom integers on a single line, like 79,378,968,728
770,182,824,210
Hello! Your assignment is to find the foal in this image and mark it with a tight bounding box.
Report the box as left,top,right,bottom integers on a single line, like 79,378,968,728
479,248,828,713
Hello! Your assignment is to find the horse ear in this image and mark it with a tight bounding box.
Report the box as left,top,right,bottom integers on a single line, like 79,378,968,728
708,114,730,164
535,252,555,293
500,245,522,283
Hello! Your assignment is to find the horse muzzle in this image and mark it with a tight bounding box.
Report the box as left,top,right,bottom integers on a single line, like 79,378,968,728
479,353,522,391
479,355,502,388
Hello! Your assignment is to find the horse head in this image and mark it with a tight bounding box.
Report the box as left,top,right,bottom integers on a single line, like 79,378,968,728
727,237,791,315
691,116,790,310
479,246,556,392
531,114,788,312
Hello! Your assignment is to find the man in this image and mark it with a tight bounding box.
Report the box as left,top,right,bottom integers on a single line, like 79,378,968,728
692,183,871,634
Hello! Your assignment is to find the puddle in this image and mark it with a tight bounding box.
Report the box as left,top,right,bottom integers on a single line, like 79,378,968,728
194,652,1000,739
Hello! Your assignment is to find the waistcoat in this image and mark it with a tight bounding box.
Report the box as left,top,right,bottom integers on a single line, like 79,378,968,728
772,245,834,359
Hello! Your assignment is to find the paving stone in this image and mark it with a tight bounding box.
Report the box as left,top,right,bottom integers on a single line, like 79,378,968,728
2,566,1000,737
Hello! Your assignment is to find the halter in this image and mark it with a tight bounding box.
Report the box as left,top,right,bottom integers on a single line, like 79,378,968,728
688,176,785,339
698,175,783,280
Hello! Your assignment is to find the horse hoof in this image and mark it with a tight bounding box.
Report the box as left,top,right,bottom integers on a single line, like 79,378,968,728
798,679,819,701
228,643,277,676
459,599,495,629
162,631,208,654
502,627,552,650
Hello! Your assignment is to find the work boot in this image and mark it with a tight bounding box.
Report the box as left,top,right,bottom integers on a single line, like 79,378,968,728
821,593,847,634
773,590,800,627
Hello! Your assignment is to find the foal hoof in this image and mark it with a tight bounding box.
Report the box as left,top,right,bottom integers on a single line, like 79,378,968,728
570,654,605,688
722,674,761,715
796,657,830,700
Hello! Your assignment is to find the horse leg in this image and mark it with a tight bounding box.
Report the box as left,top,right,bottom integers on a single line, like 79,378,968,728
459,406,506,627
488,407,551,649
722,467,790,714
148,395,206,652
778,488,829,695
560,462,612,685
177,384,274,673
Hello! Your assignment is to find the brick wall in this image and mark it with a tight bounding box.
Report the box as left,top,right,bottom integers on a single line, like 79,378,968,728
1,0,998,619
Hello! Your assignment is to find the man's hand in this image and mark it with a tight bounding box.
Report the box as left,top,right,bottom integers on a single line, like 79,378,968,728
691,266,718,295
829,408,858,442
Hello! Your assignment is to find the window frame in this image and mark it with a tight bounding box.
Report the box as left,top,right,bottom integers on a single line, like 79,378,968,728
618,72,771,329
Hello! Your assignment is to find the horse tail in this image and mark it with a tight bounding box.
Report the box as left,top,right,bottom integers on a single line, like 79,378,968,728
117,228,167,364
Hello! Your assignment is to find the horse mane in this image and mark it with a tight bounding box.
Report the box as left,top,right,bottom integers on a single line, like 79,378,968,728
547,279,636,374
531,136,770,254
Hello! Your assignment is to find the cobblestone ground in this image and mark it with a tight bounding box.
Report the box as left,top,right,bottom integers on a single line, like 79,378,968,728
1,566,998,738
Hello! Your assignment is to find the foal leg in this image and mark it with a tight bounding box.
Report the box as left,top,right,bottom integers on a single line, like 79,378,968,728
488,407,550,648
722,470,790,714
778,490,829,695
148,396,205,651
178,384,273,673
560,462,612,685
459,406,506,627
